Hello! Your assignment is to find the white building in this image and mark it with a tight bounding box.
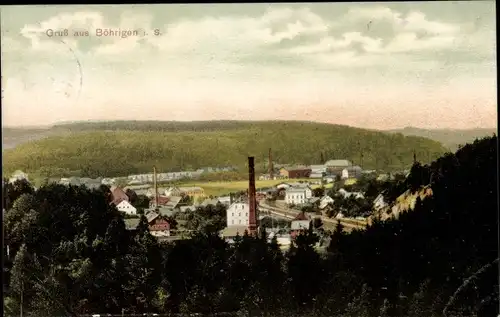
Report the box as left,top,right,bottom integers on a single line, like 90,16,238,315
285,188,307,205
288,183,313,199
116,200,137,215
319,195,334,209
226,202,250,226
341,166,363,179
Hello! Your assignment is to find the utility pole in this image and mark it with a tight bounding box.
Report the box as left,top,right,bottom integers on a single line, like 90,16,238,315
153,166,159,209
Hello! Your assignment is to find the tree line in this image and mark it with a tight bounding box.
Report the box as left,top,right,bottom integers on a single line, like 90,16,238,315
3,121,447,179
2,135,498,317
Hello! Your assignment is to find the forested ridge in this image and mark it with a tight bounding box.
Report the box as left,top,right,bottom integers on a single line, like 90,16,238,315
3,120,447,178
3,135,498,317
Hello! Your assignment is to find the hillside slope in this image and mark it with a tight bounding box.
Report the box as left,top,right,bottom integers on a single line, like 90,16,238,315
338,135,498,316
386,126,496,151
2,120,448,178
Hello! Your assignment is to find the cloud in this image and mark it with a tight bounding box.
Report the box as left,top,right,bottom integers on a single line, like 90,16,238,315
9,5,491,74
345,6,460,35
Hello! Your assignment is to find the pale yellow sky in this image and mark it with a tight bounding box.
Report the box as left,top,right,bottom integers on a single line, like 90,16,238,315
1,3,497,129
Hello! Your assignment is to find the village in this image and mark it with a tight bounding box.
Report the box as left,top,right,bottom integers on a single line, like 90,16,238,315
6,154,428,251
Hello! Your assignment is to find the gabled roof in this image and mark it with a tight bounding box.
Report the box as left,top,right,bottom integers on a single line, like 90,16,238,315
166,196,182,208
146,211,159,223
150,195,170,206
285,187,307,193
293,212,310,221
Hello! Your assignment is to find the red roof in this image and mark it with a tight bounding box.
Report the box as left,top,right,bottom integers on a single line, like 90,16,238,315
293,212,310,221
150,195,170,206
111,187,129,205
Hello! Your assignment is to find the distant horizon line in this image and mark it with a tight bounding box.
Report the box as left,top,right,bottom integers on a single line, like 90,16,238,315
2,119,497,132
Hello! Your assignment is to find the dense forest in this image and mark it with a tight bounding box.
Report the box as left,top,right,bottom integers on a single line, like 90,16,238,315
3,120,447,178
2,135,497,317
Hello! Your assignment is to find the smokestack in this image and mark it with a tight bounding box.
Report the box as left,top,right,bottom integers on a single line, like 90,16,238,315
248,157,257,235
268,148,273,180
413,151,417,164
153,166,159,209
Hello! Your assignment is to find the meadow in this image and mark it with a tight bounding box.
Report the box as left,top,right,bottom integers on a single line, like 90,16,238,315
176,178,332,197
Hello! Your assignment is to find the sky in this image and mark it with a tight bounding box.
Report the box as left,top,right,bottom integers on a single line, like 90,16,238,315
0,2,497,129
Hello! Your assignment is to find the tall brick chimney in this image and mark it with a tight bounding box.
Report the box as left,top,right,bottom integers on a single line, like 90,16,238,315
248,157,257,235
268,148,273,180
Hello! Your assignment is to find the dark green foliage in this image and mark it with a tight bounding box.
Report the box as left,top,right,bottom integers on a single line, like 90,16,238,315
2,136,497,317
3,120,447,177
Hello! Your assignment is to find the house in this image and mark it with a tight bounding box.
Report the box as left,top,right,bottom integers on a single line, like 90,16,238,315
289,183,312,198
149,195,170,208
116,200,137,215
276,182,291,189
226,202,250,226
9,170,29,183
285,187,307,205
165,187,184,197
110,186,129,205
165,196,182,210
145,211,171,237
319,195,334,209
341,166,363,179
290,212,311,238
279,167,312,179
308,197,320,205
373,194,388,211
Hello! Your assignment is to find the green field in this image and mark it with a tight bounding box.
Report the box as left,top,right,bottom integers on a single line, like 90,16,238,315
177,178,313,197
175,179,334,197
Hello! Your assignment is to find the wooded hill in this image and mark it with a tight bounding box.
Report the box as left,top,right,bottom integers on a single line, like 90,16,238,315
2,120,448,178
386,126,496,151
